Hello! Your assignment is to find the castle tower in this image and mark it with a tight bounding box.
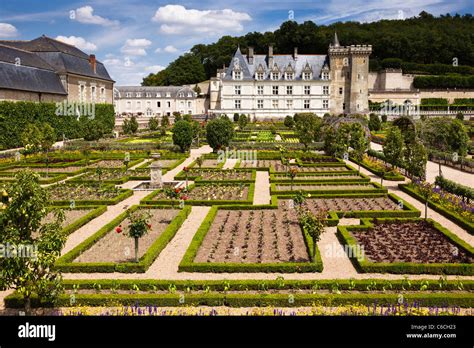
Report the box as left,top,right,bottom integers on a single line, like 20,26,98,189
328,33,371,114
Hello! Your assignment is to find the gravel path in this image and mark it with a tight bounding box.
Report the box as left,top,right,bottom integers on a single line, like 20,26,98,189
370,142,474,187
253,171,271,205
222,159,238,169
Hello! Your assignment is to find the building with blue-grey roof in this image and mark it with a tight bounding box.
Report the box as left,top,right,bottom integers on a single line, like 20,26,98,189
209,34,372,119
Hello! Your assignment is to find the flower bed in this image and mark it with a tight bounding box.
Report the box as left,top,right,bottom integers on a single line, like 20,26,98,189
277,193,419,219
0,171,67,184
42,206,107,235
237,160,351,173
137,157,186,170
174,168,255,183
3,166,87,175
271,182,387,195
189,158,224,169
338,218,474,275
141,183,254,206
47,183,133,205
88,159,143,168
55,205,191,273
179,205,323,273
270,173,371,183
399,183,474,234
351,154,405,181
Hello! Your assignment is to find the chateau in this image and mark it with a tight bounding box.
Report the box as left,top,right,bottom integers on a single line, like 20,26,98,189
209,34,372,119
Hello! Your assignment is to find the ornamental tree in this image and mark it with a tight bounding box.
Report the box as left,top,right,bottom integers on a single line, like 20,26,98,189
172,120,194,152
284,115,295,129
148,117,160,131
0,171,66,314
368,113,381,131
206,116,234,152
334,123,352,159
383,126,404,169
238,114,248,130
123,116,139,135
21,123,42,157
404,139,427,181
294,113,322,151
297,208,327,260
126,210,152,262
350,123,368,174
417,181,433,219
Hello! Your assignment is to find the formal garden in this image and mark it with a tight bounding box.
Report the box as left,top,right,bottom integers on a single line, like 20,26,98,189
0,110,473,316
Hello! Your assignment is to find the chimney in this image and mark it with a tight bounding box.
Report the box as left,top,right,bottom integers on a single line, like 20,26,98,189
89,54,96,73
248,46,254,64
268,45,273,68
293,47,298,60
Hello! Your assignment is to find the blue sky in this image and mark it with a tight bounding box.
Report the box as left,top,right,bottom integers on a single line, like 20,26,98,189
0,0,472,85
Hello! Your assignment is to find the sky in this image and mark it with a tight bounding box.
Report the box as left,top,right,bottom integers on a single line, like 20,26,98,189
0,0,472,85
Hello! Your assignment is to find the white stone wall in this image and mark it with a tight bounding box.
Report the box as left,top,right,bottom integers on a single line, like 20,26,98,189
114,97,196,116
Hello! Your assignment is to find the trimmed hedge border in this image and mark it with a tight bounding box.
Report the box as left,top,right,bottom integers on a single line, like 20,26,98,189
337,217,474,275
5,291,474,308
270,181,387,195
137,157,186,170
0,172,68,184
270,172,371,184
350,157,405,181
49,187,133,206
140,183,255,206
178,205,325,273
59,205,107,236
399,183,474,234
55,205,191,273
174,168,256,183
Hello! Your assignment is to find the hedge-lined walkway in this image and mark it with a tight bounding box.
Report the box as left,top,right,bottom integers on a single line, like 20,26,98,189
370,142,474,187
253,171,271,205
162,145,212,182
222,159,238,169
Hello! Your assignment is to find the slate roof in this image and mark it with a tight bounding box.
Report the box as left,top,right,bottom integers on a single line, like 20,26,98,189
115,86,197,99
0,36,113,82
224,47,329,81
0,44,67,95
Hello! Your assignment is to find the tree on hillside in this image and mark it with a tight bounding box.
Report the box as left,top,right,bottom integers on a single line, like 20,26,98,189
0,171,67,314
172,120,194,152
206,116,235,152
294,113,322,151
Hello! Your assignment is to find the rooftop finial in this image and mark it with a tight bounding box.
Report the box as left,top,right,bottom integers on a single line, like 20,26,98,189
333,32,340,47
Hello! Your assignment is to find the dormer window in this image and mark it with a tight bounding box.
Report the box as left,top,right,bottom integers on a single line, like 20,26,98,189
136,92,142,97
156,92,161,97
271,72,279,80
146,93,151,98
125,92,132,98
256,72,264,80
303,72,312,80
233,71,242,80
178,92,184,98
285,72,294,80
187,92,193,97
322,72,329,80
166,92,171,97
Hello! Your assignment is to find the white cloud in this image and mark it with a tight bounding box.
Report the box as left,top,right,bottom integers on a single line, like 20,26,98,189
152,5,251,35
0,23,18,38
121,38,152,56
156,45,178,53
71,6,119,27
145,65,166,72
55,35,97,51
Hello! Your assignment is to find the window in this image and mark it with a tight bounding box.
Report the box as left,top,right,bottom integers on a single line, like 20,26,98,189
167,101,171,108
136,92,141,97
146,93,151,98
235,100,241,109
188,101,192,108
180,101,184,108
146,101,151,108
286,100,293,109
357,74,361,80
304,100,310,109
125,92,132,98
178,92,184,98
156,92,161,97
285,72,294,80
157,101,161,107
343,58,349,66
257,86,264,95
100,87,105,100
323,100,329,108
234,71,242,80
322,72,329,80
323,86,329,95
271,72,279,80
187,92,193,97
234,85,241,95
304,86,311,95
126,101,131,110
339,87,343,95
188,110,192,114
272,100,279,109
303,72,311,80
146,108,153,116
136,101,141,110
79,85,85,102
257,100,263,109
286,86,293,95
166,92,171,97
256,72,264,80
272,86,279,95
91,86,96,101
342,103,346,110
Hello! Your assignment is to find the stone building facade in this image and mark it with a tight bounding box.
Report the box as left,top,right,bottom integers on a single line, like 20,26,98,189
0,35,114,104
209,34,372,119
